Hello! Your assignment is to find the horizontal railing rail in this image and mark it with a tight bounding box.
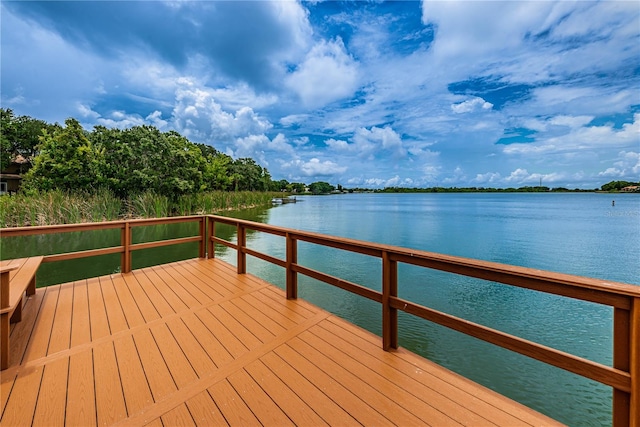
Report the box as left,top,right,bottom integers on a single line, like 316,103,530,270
1,214,637,425
0,216,206,273
207,214,639,427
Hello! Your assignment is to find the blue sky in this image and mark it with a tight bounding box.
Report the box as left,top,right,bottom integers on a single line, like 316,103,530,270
2,0,639,188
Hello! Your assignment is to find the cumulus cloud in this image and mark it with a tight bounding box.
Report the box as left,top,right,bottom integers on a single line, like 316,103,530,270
172,79,272,143
504,113,640,156
473,172,502,184
286,37,359,109
324,126,407,160
598,151,640,178
352,126,406,158
283,158,347,177
451,97,493,114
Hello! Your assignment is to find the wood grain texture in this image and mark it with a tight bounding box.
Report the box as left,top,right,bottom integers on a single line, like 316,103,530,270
1,258,565,427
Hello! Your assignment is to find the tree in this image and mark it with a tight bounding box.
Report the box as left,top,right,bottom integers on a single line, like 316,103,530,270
92,126,205,199
0,108,56,170
0,109,14,170
23,118,102,191
308,181,335,195
202,150,233,191
601,180,637,191
230,158,268,191
288,182,306,193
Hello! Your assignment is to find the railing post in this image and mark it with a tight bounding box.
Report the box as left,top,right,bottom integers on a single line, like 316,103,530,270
1,267,12,370
382,251,398,350
286,233,297,299
207,216,215,259
198,216,206,259
630,298,639,427
613,305,631,427
121,222,132,274
237,224,246,274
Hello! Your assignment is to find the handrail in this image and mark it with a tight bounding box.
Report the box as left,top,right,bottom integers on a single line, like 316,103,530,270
1,214,638,425
0,216,206,273
206,214,639,427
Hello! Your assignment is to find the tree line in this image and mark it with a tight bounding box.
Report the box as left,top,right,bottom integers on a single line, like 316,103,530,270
1,109,308,199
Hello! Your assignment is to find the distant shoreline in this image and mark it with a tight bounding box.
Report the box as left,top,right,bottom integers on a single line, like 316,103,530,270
343,186,640,194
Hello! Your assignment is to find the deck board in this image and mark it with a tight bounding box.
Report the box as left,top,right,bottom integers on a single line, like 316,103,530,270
0,258,565,426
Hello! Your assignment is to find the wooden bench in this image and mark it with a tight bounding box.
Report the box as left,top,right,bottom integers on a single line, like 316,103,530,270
1,256,44,370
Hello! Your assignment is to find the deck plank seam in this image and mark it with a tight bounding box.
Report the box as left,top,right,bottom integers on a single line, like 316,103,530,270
257,286,319,319
112,274,147,328
49,281,74,355
226,366,297,426
239,293,299,330
109,310,331,427
128,270,173,317
249,353,347,426
219,300,276,344
131,267,186,317
196,306,252,357
219,302,270,346
42,283,62,358
292,331,455,427
128,272,164,322
300,330,454,426
155,264,218,306
0,283,274,379
166,316,225,372
146,265,200,309
242,360,320,426
170,262,231,299
311,321,505,426
261,349,364,426
162,320,212,380
319,318,536,426
276,340,401,426
227,298,287,335
322,318,552,425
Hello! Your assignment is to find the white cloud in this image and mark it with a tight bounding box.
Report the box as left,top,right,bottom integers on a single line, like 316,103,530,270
598,151,640,178
451,97,493,114
172,80,272,144
234,134,270,159
473,172,502,184
284,158,347,177
325,138,350,151
549,115,594,128
286,37,359,109
505,168,532,183
504,113,640,156
352,125,406,158
280,114,310,127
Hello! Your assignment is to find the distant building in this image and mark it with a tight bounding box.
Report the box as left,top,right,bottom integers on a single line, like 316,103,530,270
0,154,31,195
621,185,640,192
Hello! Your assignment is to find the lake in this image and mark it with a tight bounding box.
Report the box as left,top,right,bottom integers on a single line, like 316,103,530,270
1,192,638,426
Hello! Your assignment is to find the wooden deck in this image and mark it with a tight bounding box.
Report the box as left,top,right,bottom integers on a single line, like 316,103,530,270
0,258,562,426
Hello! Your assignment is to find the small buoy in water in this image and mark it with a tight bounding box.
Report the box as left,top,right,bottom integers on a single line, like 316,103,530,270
612,200,615,207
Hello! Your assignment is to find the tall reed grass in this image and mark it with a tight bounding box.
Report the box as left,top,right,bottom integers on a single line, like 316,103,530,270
0,190,282,227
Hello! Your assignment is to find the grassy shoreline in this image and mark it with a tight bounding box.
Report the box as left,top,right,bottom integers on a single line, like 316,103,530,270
0,189,283,228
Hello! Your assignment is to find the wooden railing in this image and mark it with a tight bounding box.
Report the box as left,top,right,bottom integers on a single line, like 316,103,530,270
1,214,638,425
207,214,639,427
0,216,206,273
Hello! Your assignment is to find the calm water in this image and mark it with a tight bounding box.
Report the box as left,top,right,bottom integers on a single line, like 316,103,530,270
1,192,638,426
